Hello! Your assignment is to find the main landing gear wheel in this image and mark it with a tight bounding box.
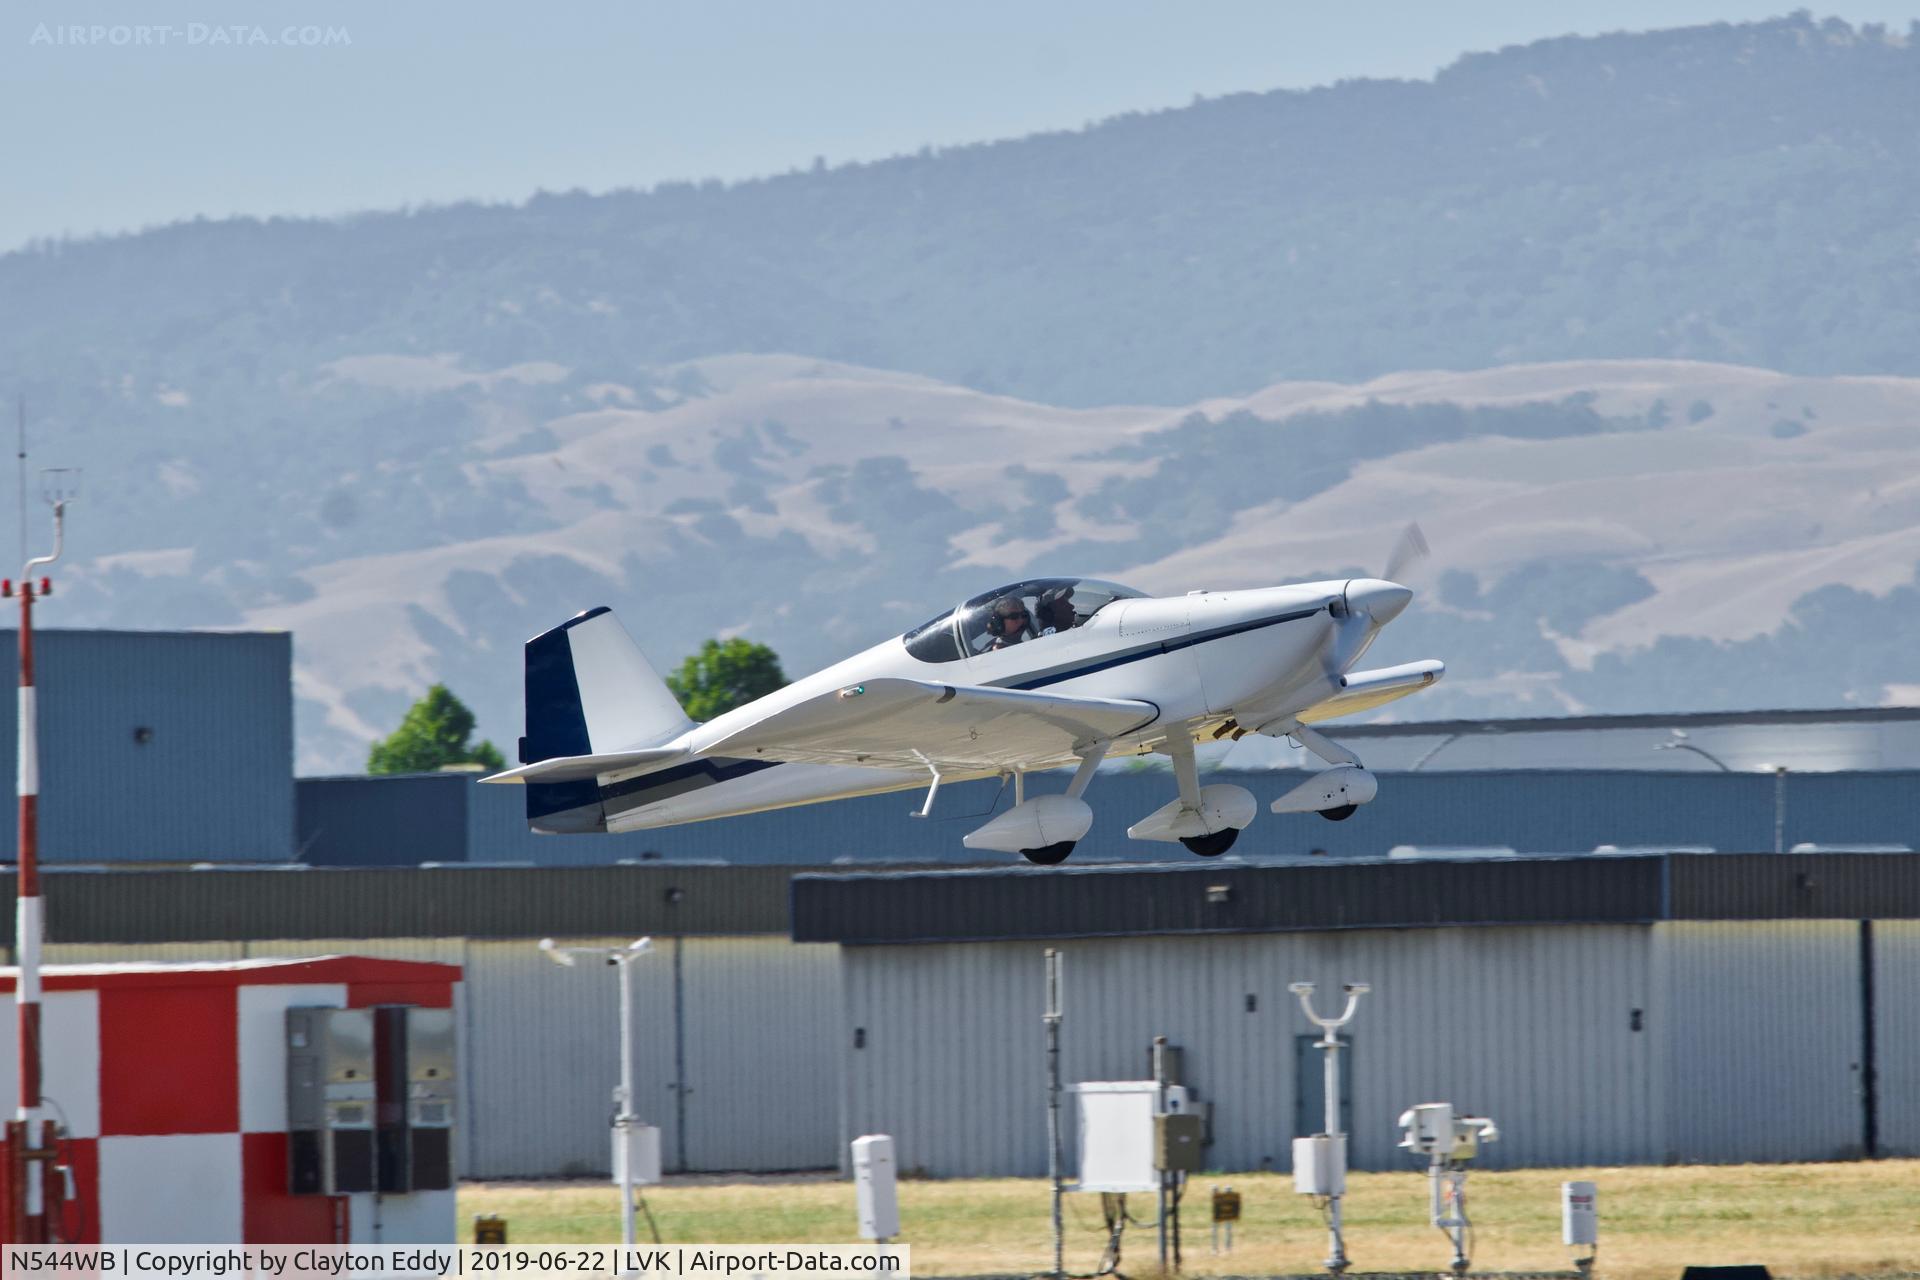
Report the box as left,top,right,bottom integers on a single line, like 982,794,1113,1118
1318,804,1358,822
1021,841,1077,865
1179,828,1239,857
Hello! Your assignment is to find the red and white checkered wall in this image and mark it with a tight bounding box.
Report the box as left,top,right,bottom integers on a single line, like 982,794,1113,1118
0,957,461,1243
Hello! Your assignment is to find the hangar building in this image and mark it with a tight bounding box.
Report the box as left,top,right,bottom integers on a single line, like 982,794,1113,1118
0,629,291,863
16,854,1919,1179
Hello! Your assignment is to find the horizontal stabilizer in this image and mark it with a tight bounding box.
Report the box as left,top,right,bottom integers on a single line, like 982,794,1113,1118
1298,659,1445,724
705,678,1158,773
484,746,685,785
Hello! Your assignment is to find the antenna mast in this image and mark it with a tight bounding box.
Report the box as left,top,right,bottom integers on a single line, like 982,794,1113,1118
16,398,24,574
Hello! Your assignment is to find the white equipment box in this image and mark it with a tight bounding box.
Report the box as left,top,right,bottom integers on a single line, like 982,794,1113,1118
612,1122,662,1187
1292,1134,1346,1195
1071,1081,1192,1193
1562,1180,1598,1246
852,1135,901,1240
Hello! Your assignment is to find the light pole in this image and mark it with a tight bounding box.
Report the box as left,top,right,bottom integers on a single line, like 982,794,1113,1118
1290,981,1369,1275
1408,732,1465,772
1651,729,1731,772
1658,733,1789,853
1758,763,1788,854
541,936,655,1248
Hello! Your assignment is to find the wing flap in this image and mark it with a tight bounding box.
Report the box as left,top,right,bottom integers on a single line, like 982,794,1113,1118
483,746,686,784
705,678,1159,772
1297,659,1445,724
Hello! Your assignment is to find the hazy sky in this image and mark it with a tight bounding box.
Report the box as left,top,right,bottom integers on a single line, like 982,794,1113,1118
5,2,1917,251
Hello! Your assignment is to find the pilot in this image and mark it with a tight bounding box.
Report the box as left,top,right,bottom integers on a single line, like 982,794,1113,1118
986,597,1032,649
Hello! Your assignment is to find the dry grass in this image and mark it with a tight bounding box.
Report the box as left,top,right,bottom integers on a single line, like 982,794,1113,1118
462,1161,1920,1278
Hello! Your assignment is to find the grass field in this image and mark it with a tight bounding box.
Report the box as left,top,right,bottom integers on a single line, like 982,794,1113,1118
461,1161,1920,1278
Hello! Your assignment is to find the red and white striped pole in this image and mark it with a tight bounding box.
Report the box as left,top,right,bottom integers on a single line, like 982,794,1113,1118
14,577,43,1240
7,490,65,1243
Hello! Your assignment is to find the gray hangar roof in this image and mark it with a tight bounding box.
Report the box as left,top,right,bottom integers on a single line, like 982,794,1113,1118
790,851,1920,945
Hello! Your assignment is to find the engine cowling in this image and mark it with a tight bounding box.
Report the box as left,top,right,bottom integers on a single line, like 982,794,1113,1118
1270,765,1378,815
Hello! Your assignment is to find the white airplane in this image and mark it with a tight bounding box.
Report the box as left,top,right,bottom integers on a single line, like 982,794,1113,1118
485,541,1443,864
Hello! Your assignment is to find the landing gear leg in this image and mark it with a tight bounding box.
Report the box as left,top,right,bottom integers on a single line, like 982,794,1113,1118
1015,745,1106,866
1065,744,1107,799
1166,738,1240,856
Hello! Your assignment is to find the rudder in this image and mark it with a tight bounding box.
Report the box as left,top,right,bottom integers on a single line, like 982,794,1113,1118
521,606,694,832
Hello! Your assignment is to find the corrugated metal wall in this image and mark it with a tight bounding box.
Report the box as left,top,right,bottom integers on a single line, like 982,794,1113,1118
0,630,293,862
461,936,841,1177
462,936,681,1178
1873,921,1920,1157
1655,921,1864,1163
679,938,842,1171
840,925,1659,1178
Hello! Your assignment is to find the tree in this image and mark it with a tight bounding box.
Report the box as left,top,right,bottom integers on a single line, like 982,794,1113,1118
666,638,787,721
367,684,506,774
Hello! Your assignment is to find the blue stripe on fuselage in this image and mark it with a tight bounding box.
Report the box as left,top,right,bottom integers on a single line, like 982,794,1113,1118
1007,605,1324,691
599,754,781,816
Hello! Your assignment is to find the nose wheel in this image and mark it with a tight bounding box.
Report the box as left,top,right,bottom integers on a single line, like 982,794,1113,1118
1179,828,1239,857
1020,841,1077,865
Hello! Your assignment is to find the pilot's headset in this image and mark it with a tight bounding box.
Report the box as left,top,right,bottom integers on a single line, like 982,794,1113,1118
987,596,1029,638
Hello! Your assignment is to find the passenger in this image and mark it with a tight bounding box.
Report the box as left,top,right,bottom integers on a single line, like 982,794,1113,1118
987,597,1033,649
1037,586,1076,636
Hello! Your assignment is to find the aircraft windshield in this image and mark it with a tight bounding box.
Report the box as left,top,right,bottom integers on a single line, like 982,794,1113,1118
903,579,1144,664
959,578,1144,655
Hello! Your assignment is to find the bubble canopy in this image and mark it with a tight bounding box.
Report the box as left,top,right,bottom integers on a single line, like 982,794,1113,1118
902,578,1147,664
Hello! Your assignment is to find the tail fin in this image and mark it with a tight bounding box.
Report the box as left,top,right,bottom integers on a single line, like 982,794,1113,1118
521,606,695,832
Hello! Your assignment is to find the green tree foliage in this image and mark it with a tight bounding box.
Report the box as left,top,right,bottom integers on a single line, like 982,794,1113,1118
666,638,787,721
367,684,506,774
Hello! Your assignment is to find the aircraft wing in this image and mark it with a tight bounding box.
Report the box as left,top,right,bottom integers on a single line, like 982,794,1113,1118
483,746,686,784
702,678,1160,772
1297,659,1445,724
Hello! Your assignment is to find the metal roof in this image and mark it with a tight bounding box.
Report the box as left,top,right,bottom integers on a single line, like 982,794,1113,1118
790,851,1920,945
8,851,1917,949
6,863,888,944
1327,705,1920,736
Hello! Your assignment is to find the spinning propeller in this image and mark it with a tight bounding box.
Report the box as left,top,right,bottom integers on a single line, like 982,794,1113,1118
1324,523,1428,675
1383,522,1430,584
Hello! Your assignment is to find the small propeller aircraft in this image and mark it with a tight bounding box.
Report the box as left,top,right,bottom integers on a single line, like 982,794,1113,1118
485,529,1443,863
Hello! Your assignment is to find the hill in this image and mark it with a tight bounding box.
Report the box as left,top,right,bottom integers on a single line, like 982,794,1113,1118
132,353,1920,772
6,14,1919,412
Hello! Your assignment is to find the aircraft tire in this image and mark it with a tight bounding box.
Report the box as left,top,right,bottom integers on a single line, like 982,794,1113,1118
1020,841,1077,866
1318,804,1359,822
1179,828,1239,857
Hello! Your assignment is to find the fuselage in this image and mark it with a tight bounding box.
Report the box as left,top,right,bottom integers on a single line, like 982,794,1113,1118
594,577,1398,832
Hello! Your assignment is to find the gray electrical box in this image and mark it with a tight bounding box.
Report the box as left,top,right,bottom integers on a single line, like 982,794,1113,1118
405,1006,457,1190
286,1007,376,1194
1155,1113,1206,1172
373,1004,459,1194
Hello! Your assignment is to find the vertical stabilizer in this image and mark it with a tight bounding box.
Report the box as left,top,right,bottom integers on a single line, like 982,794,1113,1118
520,606,694,832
